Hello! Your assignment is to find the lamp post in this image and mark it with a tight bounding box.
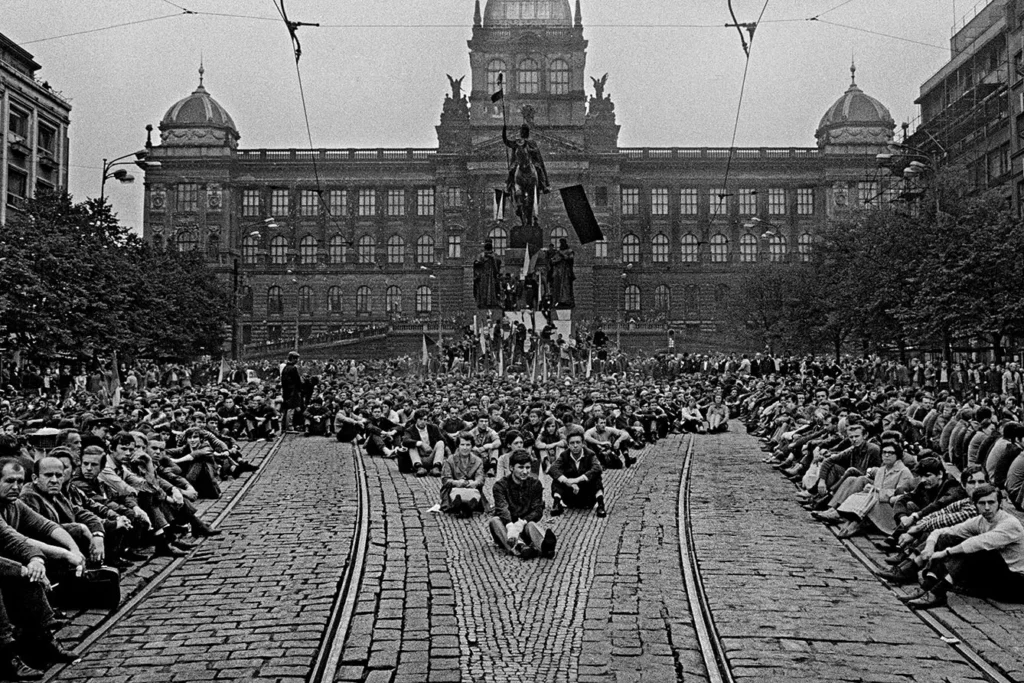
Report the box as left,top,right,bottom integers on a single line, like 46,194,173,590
743,217,785,262
876,142,943,213
100,150,160,202
616,263,633,348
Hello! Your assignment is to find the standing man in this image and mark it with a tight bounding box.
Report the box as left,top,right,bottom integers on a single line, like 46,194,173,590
281,351,303,434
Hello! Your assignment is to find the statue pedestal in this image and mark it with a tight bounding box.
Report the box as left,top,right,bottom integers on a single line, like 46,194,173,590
504,309,572,340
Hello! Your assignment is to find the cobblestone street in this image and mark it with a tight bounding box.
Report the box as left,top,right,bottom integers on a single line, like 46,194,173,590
691,431,990,683
48,430,1024,682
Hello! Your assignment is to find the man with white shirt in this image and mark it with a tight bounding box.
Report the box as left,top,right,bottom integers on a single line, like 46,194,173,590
583,415,633,468
401,410,446,477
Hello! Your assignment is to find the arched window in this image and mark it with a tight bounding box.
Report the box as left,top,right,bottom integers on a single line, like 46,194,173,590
549,58,570,95
387,234,405,264
710,233,728,263
486,59,506,93
328,234,347,264
488,227,508,256
175,230,198,252
652,233,670,263
242,234,259,265
518,58,540,95
327,286,342,314
357,234,375,264
385,286,402,314
356,286,371,313
240,286,253,314
416,285,432,313
416,235,434,264
267,286,283,315
622,233,640,264
299,235,318,265
798,232,813,262
654,285,670,311
680,233,698,263
270,236,288,265
739,234,758,263
298,285,314,313
550,225,569,244
624,285,641,312
768,234,787,262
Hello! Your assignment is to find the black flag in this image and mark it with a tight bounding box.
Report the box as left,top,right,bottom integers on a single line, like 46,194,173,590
492,73,504,102
559,185,604,244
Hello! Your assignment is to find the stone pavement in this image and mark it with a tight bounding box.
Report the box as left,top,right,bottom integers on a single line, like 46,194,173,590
691,430,989,683
54,435,360,683
337,436,706,683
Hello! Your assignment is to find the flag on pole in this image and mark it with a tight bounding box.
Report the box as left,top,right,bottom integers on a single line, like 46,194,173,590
422,334,429,367
498,342,505,377
493,189,507,221
587,349,593,378
542,348,548,382
521,243,530,280
218,357,230,384
108,352,122,408
559,185,604,244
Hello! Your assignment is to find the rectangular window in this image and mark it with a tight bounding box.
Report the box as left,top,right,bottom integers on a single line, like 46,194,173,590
650,188,669,216
328,189,347,216
299,190,319,217
679,188,697,216
358,189,376,217
445,187,465,208
241,325,253,346
594,239,608,258
447,234,462,259
386,189,406,217
738,189,757,215
857,181,878,207
796,188,814,216
709,188,728,217
270,189,290,216
620,187,639,215
416,188,435,216
768,188,786,215
177,183,200,212
37,124,57,155
7,167,28,200
594,186,608,207
242,189,261,217
7,108,28,139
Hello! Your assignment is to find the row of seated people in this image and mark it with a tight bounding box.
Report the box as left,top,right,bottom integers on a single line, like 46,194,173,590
743,382,1024,610
0,399,269,679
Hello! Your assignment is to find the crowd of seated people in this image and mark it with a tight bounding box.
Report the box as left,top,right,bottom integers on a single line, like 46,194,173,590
746,373,1024,610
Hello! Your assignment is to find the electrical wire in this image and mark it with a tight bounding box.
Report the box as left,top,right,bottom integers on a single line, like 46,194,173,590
714,0,771,222
811,0,857,20
20,13,182,45
809,18,946,50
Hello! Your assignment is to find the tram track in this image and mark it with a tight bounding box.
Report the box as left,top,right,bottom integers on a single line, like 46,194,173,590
677,435,735,683
309,442,370,683
42,435,287,683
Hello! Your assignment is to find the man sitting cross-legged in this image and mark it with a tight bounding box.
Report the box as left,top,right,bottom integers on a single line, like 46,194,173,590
550,426,606,518
584,414,633,469
402,409,447,478
489,450,556,559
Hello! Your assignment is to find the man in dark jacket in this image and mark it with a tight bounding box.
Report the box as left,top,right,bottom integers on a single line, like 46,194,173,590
402,410,447,477
19,457,105,566
280,351,303,433
550,427,606,517
489,450,555,559
893,456,966,529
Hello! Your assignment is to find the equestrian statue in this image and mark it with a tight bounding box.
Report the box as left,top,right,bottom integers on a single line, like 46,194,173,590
502,123,550,233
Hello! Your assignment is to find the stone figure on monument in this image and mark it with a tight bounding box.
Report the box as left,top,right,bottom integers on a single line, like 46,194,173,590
473,241,503,309
547,238,575,309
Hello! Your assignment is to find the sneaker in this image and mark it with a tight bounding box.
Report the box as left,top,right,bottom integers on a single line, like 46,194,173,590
0,653,43,681
540,529,556,558
811,509,842,525
550,500,564,517
595,501,607,518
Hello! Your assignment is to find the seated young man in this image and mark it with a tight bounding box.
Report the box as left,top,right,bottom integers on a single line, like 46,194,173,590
303,397,331,437
402,409,447,477
903,484,1024,608
583,414,633,469
550,427,606,518
489,450,555,559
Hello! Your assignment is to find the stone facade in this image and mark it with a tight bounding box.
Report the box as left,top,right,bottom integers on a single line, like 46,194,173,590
140,0,895,355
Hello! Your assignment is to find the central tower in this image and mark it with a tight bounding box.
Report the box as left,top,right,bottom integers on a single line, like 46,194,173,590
467,0,589,146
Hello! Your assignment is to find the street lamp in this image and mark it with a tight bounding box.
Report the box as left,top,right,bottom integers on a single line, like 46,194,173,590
420,264,443,345
616,263,633,347
100,150,161,201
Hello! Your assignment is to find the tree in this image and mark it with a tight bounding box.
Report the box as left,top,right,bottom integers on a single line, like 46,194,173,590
0,190,230,361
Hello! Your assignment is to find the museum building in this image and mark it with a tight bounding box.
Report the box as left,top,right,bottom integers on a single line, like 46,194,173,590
140,0,897,353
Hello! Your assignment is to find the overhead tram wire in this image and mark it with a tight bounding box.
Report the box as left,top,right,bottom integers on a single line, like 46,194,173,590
808,18,947,51
269,0,354,257
715,0,771,223
21,13,183,45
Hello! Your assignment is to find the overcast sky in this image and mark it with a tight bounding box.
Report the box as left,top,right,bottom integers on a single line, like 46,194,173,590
4,0,967,230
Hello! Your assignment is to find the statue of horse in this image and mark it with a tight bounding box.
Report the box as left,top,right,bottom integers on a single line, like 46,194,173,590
510,141,538,231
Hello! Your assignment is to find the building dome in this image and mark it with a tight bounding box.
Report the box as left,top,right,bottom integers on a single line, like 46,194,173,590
483,0,573,27
159,66,239,148
816,65,893,152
